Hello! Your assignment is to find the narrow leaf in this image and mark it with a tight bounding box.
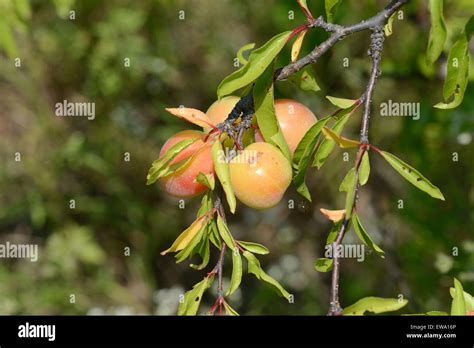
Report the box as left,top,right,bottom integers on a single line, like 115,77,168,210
196,172,215,190
291,29,307,62
326,96,358,109
320,208,345,222
243,251,291,300
226,249,242,296
449,287,474,311
426,0,447,64
384,13,396,36
380,151,445,200
288,67,321,92
359,151,370,186
165,107,215,129
237,241,269,255
451,278,466,315
314,258,333,272
190,234,211,270
325,0,342,23
352,213,385,258
223,300,239,316
217,31,291,98
321,126,360,148
161,217,206,255
212,140,237,213
343,297,408,315
216,214,236,251
178,276,214,315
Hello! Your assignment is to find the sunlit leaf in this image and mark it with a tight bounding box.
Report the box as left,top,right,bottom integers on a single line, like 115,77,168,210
223,300,239,316
321,127,360,148
343,297,408,315
236,42,255,66
237,241,269,255
384,13,396,36
451,278,466,315
178,275,214,315
320,208,345,222
226,249,242,296
254,65,292,160
243,251,291,300
196,172,215,190
212,140,237,213
352,213,385,258
325,0,342,23
291,29,307,62
288,68,321,92
449,286,474,311
216,214,236,251
175,223,207,263
359,151,370,186
339,168,355,193
292,117,330,201
314,258,333,272
326,221,342,244
434,20,470,109
380,151,445,200
426,0,447,64
161,217,206,255
146,138,198,185
326,96,358,109
217,31,291,98
165,107,215,129
313,113,351,169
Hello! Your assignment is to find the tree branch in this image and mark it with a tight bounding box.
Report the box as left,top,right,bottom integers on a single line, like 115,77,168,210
327,24,387,316
275,0,407,81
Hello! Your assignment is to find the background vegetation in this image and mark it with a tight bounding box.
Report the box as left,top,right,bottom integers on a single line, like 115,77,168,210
0,0,472,315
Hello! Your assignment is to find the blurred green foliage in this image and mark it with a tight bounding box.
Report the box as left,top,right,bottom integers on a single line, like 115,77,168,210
0,0,472,315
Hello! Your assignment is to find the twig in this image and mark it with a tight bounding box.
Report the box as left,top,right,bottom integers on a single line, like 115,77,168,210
275,0,407,81
327,25,386,316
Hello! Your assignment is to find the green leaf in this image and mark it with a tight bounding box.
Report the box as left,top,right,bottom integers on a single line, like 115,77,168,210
321,127,360,148
14,0,31,20
292,117,330,201
326,221,342,244
175,223,207,263
223,300,239,316
216,214,236,251
352,213,385,258
426,0,447,65
236,42,255,66
237,241,270,255
0,17,18,59
384,13,396,37
359,151,370,186
449,287,474,311
434,27,470,109
326,96,358,109
161,217,206,255
312,113,351,169
209,220,222,249
254,65,292,161
380,151,445,200
339,167,356,219
297,0,311,16
217,31,291,98
190,234,211,270
343,297,408,315
325,0,342,23
146,138,197,185
243,251,291,300
226,248,242,296
178,275,214,315
212,140,237,213
451,278,466,315
314,258,333,272
196,172,215,190
196,192,213,219
339,167,355,193
288,68,320,92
